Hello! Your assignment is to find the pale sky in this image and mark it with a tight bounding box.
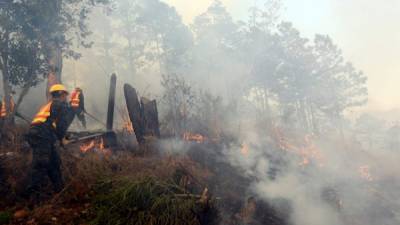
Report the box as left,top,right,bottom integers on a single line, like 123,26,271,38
164,0,400,112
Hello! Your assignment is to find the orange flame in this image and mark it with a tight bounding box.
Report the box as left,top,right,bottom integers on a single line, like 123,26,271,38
273,128,324,167
80,140,95,153
118,106,134,134
80,138,107,153
99,138,105,150
123,121,134,134
359,165,373,181
241,143,249,156
183,132,206,143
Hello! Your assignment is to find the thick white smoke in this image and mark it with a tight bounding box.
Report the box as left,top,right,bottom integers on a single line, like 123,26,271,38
223,119,400,225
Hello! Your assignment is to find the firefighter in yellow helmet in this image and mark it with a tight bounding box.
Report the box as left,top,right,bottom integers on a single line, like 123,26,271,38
70,87,86,128
25,84,73,203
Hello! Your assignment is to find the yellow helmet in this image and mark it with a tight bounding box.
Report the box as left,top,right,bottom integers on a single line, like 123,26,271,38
49,84,68,94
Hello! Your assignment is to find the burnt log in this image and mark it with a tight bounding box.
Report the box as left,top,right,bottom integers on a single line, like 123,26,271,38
66,130,117,148
141,97,161,138
103,131,118,148
106,73,117,131
124,84,145,144
124,84,161,144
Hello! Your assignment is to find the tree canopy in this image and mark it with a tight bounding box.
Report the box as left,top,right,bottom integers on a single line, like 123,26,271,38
0,0,108,120
0,0,368,134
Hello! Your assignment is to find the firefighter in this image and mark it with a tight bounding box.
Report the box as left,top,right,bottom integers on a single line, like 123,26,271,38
25,84,72,203
70,87,86,129
0,92,15,121
0,93,15,145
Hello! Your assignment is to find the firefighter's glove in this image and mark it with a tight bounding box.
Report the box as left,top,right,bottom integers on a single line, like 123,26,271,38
62,138,71,146
58,138,70,149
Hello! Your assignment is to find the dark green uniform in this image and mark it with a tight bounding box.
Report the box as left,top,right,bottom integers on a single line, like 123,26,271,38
26,99,73,201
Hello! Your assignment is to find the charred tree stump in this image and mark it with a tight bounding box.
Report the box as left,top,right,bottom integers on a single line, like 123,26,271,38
103,131,117,148
124,84,145,144
124,84,160,144
105,73,117,147
141,97,161,138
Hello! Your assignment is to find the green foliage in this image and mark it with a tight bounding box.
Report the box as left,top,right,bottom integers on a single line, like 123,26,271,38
0,0,367,134
243,21,367,132
7,39,47,87
0,1,47,86
92,177,209,225
0,0,110,114
18,0,110,59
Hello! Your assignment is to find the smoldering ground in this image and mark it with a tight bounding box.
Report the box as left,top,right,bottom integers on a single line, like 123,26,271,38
224,124,400,225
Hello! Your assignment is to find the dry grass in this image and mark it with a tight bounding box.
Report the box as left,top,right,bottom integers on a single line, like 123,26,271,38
91,177,211,225
1,141,217,225
0,129,289,225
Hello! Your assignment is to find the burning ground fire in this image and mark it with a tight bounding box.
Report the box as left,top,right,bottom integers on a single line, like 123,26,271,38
270,127,376,183
183,132,207,143
241,143,250,156
80,138,110,155
119,107,134,134
80,140,96,153
273,129,325,167
358,165,374,181
123,120,134,134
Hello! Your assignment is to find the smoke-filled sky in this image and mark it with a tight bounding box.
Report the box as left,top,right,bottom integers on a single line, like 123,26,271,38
165,0,400,112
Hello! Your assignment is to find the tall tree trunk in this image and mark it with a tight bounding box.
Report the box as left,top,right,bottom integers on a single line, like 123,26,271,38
45,0,63,98
0,62,16,145
308,103,319,135
297,100,309,132
302,100,313,133
337,112,346,148
46,45,63,99
0,32,15,127
1,64,14,127
263,87,272,128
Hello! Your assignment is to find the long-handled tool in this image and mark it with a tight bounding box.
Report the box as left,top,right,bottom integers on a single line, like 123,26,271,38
66,132,105,145
15,111,31,124
84,111,107,127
